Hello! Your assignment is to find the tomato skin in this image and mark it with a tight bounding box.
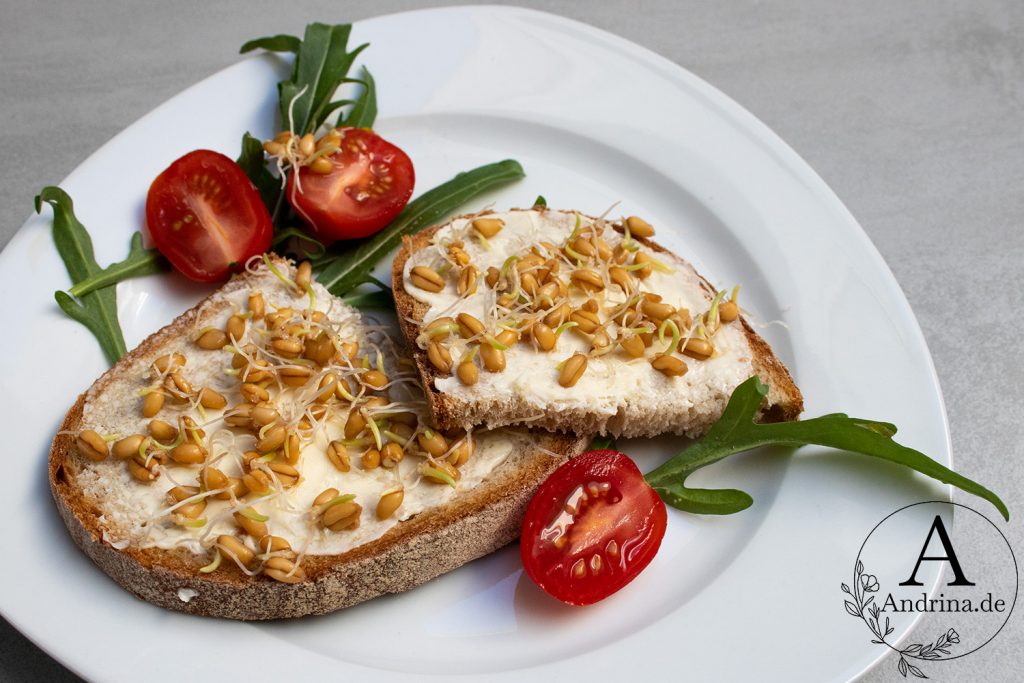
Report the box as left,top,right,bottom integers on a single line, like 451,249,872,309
520,449,667,606
286,128,414,242
146,150,273,283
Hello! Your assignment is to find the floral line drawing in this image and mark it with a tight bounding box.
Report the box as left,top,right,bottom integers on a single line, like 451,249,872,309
841,560,960,678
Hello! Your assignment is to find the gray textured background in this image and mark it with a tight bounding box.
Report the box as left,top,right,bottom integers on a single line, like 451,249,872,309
1,0,1021,680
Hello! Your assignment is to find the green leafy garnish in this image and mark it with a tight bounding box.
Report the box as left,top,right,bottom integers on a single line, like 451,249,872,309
533,195,547,208
238,22,523,282
590,435,617,450
239,34,301,55
342,289,394,310
250,22,368,136
270,226,327,258
36,187,127,365
344,67,377,129
315,159,526,296
644,377,1008,520
237,132,282,215
62,231,166,298
238,24,377,230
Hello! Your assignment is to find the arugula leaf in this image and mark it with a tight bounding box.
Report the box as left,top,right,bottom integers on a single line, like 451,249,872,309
238,25,373,230
271,226,326,259
590,434,617,450
315,159,526,296
342,67,377,129
66,232,166,297
533,195,547,208
644,377,1009,520
240,23,524,288
275,23,367,135
342,289,395,310
240,33,300,55
237,132,282,215
35,187,126,365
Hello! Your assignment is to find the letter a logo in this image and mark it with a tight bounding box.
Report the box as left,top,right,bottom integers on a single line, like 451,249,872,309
899,514,976,587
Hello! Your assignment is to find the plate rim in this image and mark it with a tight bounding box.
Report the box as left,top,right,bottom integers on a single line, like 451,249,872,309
0,5,951,681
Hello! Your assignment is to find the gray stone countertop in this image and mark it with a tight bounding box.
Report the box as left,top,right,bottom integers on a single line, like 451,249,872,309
1,1,1020,680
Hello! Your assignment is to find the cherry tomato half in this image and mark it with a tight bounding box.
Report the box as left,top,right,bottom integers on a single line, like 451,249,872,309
146,150,273,282
286,128,414,242
520,449,667,605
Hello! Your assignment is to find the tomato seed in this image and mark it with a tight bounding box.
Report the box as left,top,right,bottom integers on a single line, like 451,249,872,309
571,559,586,578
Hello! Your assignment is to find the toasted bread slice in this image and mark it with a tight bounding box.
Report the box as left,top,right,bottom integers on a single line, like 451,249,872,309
393,208,802,437
50,256,587,620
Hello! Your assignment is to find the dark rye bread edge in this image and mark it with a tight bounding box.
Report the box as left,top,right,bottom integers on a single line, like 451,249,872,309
391,209,803,436
49,258,589,620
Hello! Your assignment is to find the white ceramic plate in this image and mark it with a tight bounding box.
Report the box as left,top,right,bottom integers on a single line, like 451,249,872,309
0,6,950,681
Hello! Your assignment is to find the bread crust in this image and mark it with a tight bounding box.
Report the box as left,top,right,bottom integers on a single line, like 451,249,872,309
49,263,588,620
392,209,803,436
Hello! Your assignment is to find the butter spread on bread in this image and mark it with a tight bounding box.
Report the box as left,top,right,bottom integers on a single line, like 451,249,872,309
395,208,802,437
50,256,587,618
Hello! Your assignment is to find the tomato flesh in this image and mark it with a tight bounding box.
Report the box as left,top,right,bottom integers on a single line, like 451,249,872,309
146,150,273,282
521,450,667,605
287,128,414,242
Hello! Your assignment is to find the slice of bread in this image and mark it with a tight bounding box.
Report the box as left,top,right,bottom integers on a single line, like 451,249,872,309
393,208,803,437
50,256,587,620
